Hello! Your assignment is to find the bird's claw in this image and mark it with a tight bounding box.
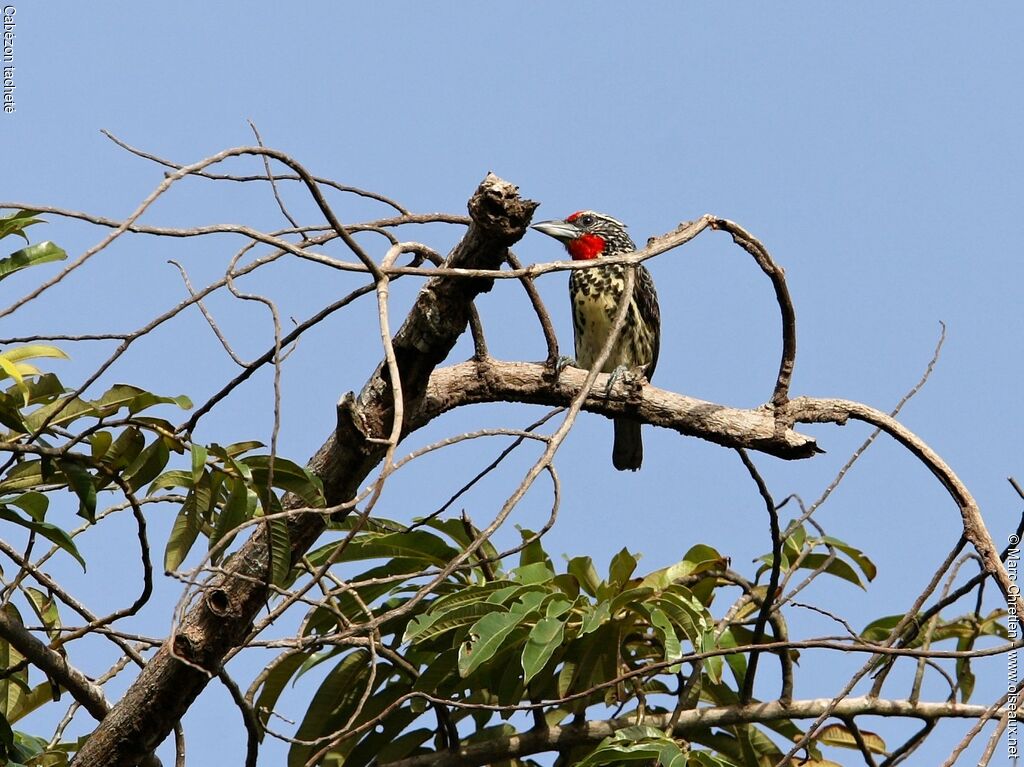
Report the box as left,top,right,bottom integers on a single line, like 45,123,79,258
604,364,628,398
548,355,578,377
605,365,645,401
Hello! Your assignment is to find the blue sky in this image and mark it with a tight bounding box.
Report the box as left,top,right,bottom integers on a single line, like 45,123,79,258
3,3,1023,764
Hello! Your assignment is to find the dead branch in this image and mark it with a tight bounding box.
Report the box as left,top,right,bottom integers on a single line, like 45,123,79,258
379,697,1005,767
417,360,820,459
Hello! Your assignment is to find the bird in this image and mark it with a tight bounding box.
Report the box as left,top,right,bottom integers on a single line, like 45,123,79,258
531,210,661,471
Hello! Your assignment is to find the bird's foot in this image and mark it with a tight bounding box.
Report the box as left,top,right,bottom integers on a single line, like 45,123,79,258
604,364,629,398
605,365,646,402
544,354,578,384
551,355,578,376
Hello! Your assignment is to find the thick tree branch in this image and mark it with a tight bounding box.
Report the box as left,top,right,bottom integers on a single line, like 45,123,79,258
73,174,538,766
380,697,1003,767
417,360,820,459
0,608,109,721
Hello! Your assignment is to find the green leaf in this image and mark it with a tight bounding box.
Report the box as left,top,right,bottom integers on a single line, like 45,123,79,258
0,355,26,406
373,728,435,764
701,628,723,685
861,614,903,642
0,606,29,718
715,626,749,690
91,384,189,417
517,526,553,569
102,427,145,473
6,681,58,724
212,440,265,458
190,444,208,483
458,611,528,677
405,601,508,644
0,460,45,494
650,607,682,663
56,460,96,523
609,547,639,588
9,492,47,522
649,586,712,643
268,516,292,586
0,507,85,570
567,556,600,597
782,523,807,561
7,372,63,407
411,648,458,698
522,616,565,685
610,585,655,615
338,530,459,568
819,535,877,582
579,600,610,635
0,241,67,281
22,395,97,433
683,544,728,573
288,650,373,767
641,545,727,591
23,587,61,643
0,401,25,432
0,346,68,365
211,478,256,556
125,390,192,414
253,651,309,734
512,561,555,585
400,580,515,640
89,431,113,462
509,589,548,616
545,594,574,618
0,209,43,242
244,455,324,508
342,687,421,767
164,494,201,572
817,723,887,754
147,469,194,494
557,622,618,706
796,553,865,588
123,438,170,493
575,728,687,767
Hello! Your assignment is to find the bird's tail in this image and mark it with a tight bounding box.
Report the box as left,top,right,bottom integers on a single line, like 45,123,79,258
612,418,643,471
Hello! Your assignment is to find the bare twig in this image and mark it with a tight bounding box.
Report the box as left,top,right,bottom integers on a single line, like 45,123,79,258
736,448,783,705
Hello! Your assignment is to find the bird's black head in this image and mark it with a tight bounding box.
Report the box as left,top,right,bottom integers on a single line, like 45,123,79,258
532,210,636,260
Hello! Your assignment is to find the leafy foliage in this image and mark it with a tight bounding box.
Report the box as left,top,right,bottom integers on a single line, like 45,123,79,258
236,515,919,767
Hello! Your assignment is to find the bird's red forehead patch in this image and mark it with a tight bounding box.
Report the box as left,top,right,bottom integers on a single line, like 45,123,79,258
567,233,604,261
566,211,585,223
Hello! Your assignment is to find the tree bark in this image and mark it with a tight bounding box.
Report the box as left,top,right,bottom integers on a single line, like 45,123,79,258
419,360,819,459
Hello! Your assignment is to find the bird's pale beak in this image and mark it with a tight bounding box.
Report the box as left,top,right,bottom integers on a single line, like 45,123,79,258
531,219,579,244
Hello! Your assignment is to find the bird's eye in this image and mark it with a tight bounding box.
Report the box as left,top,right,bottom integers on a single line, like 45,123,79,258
578,214,595,228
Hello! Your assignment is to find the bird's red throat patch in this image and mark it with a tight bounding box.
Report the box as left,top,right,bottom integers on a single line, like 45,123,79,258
567,233,604,261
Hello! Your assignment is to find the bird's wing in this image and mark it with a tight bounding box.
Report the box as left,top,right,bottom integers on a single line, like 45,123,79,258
635,264,661,379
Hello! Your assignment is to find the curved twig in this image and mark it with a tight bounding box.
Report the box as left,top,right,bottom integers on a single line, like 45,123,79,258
710,218,797,406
